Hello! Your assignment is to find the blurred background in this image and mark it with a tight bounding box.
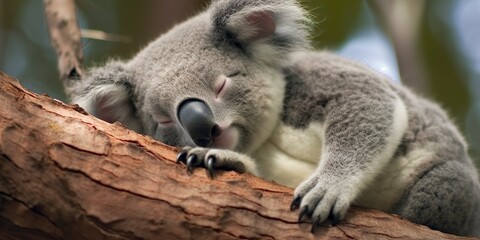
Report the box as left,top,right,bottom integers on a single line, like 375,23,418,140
0,0,479,168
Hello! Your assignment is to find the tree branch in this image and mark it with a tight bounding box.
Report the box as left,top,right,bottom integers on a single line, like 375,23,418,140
43,0,84,96
368,0,430,95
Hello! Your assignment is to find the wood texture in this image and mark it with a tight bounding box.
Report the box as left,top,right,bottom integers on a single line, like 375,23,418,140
0,72,475,239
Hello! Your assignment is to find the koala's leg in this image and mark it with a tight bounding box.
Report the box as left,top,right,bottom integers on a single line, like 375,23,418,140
176,147,259,178
394,160,480,236
291,96,408,231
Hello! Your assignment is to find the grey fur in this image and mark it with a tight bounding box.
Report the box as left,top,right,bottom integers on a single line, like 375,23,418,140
69,0,480,236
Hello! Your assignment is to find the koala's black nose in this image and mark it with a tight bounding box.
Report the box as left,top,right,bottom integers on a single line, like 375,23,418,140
177,99,221,147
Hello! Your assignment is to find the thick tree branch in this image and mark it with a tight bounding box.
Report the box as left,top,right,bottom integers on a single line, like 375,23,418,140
0,72,474,239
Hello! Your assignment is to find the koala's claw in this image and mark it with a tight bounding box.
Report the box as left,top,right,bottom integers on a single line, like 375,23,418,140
290,196,302,211
177,147,247,178
291,176,352,231
298,206,309,222
206,156,216,179
176,151,188,164
311,220,321,234
186,155,198,175
330,211,340,226
310,210,339,233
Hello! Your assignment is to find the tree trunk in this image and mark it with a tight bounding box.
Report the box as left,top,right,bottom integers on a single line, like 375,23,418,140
0,72,474,240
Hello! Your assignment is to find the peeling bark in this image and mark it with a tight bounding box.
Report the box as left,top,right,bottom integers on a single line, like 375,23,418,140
0,72,475,239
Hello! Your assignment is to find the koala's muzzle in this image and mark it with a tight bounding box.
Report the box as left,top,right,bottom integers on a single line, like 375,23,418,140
178,99,221,147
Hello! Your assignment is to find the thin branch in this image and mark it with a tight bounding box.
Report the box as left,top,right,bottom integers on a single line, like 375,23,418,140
368,0,430,96
80,29,132,43
43,0,84,97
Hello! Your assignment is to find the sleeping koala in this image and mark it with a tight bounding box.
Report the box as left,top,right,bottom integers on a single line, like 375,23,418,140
70,0,480,236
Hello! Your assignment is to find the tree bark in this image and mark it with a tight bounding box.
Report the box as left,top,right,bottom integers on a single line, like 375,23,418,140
0,72,475,240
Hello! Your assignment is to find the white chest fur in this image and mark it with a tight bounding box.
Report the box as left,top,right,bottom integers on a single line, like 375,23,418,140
252,122,324,187
251,96,417,213
355,146,434,211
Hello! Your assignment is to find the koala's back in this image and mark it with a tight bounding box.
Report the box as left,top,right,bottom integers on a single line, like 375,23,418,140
389,78,480,236
283,50,476,175
276,50,480,235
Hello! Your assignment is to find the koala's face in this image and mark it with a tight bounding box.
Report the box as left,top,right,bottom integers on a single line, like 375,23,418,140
131,14,285,153
74,0,308,154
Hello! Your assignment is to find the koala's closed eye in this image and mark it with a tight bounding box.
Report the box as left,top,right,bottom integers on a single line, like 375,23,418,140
153,113,174,126
215,78,227,99
214,72,241,99
227,71,241,78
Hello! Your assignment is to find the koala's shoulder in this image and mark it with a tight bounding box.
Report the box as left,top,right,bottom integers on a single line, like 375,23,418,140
288,51,380,79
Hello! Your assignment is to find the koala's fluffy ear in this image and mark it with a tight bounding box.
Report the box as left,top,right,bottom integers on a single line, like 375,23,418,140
211,0,310,64
71,61,143,133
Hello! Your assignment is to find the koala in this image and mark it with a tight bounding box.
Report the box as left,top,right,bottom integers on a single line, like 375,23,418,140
70,0,480,236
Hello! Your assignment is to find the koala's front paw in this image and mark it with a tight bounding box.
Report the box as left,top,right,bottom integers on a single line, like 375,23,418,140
176,147,248,178
290,175,353,233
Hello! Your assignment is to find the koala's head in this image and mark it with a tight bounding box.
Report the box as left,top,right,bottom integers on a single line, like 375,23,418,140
73,0,310,153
